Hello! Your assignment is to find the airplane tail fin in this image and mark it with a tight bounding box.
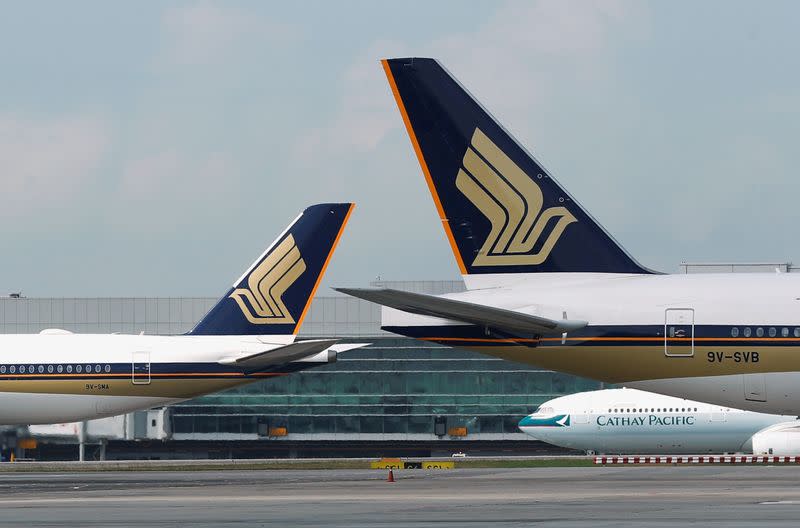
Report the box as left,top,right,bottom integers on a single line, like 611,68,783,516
188,203,354,336
382,58,653,281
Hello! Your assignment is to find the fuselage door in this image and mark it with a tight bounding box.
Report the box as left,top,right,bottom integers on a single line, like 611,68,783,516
132,351,151,385
664,308,694,357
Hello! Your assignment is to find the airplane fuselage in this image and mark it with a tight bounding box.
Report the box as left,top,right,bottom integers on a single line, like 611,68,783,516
383,272,800,414
0,333,321,424
519,388,796,454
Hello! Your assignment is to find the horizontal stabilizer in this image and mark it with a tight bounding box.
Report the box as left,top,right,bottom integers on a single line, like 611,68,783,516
219,339,339,371
335,288,586,335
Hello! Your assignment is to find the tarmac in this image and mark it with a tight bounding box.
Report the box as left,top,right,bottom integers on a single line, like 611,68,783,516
2,466,800,527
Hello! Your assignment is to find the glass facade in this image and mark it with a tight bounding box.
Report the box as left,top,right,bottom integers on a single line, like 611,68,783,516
0,280,604,441
171,340,602,440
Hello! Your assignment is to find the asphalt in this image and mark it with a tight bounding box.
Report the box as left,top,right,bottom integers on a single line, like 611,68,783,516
2,466,800,527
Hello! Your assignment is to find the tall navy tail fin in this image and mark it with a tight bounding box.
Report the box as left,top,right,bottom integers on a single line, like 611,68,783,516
382,57,653,277
189,203,354,336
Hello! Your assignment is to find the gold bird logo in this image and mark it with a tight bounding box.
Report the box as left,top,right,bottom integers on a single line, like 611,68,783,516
456,128,577,266
229,234,306,324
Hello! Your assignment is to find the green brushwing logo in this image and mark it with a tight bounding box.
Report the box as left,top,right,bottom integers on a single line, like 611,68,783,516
518,414,570,428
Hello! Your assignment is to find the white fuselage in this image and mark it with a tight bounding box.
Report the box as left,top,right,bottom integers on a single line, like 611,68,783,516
0,332,327,424
519,388,796,454
383,272,800,414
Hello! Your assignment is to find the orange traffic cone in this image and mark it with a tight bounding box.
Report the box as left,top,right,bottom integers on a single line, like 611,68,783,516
387,469,395,483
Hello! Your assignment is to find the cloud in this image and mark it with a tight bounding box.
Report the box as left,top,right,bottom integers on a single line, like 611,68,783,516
291,40,406,169
433,0,646,116
291,1,646,169
160,3,299,66
113,148,243,232
0,114,109,222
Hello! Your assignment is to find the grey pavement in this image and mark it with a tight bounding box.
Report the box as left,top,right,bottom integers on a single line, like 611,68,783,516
0,467,799,527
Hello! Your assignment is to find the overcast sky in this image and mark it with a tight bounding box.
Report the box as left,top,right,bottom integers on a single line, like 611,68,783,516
0,1,798,296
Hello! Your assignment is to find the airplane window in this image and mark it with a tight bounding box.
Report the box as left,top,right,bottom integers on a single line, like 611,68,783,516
105,365,111,373
694,408,698,411
769,327,777,337
47,365,53,373
795,328,800,338
85,364,91,373
28,365,34,374
0,366,5,374
783,328,790,337
744,327,752,337
731,327,739,337
9,366,14,374
37,365,44,374
76,365,82,373
756,327,764,337
681,408,685,412
94,365,101,373
66,365,73,373
57,365,63,373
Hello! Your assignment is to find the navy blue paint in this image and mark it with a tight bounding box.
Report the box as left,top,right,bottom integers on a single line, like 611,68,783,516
189,203,351,336
0,360,317,381
385,58,653,275
383,324,800,348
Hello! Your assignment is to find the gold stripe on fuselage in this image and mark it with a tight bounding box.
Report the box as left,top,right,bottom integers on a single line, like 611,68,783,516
0,375,284,398
465,345,800,384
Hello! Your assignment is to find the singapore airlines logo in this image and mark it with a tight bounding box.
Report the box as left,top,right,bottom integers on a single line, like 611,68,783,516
229,235,306,325
455,128,577,267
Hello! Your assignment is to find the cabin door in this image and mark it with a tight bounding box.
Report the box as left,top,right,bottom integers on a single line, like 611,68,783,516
132,351,151,385
664,308,694,357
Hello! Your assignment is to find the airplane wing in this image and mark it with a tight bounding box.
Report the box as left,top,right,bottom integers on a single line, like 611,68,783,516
219,339,340,371
335,288,587,335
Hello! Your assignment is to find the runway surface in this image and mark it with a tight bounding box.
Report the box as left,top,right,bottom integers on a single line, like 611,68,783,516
2,466,800,527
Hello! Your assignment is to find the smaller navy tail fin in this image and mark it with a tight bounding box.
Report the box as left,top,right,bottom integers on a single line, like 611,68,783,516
382,57,653,277
189,203,354,336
